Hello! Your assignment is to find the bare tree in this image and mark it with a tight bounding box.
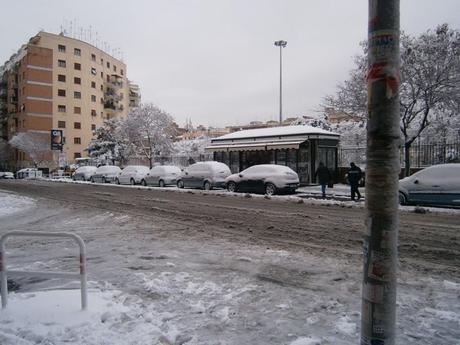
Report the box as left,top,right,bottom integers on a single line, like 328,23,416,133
8,132,52,167
124,103,175,168
324,24,460,175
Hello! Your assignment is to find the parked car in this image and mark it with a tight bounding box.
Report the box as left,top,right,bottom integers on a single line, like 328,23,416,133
15,168,42,179
72,166,97,181
141,165,182,187
116,165,150,185
0,172,14,179
399,163,460,207
90,165,121,183
177,161,231,190
225,164,299,195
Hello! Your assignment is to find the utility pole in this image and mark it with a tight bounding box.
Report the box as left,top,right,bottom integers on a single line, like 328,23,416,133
274,40,287,124
361,1,400,345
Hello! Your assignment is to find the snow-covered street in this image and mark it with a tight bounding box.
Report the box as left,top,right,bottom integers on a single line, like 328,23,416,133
0,180,459,344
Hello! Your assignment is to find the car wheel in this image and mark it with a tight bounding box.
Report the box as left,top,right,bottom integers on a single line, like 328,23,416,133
399,192,407,205
265,183,276,196
177,180,184,188
227,181,237,192
141,179,147,186
115,178,120,185
203,181,212,190
159,180,165,188
130,178,135,185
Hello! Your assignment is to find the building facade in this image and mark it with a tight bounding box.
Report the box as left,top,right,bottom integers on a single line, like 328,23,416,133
206,125,340,185
0,31,140,170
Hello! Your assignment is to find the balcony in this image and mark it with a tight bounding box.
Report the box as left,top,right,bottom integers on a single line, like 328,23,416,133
103,101,116,110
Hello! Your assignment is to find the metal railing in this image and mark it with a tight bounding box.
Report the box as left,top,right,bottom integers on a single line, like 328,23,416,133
0,231,87,310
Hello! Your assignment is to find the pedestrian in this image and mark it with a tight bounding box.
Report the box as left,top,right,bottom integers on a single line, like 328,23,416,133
347,162,362,201
315,162,331,198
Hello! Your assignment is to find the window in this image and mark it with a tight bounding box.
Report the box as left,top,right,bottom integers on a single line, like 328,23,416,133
58,74,66,82
113,65,117,72
74,152,81,159
74,91,81,99
58,45,66,53
74,137,81,144
74,63,81,71
106,61,110,68
120,69,124,76
74,122,81,129
91,109,97,116
74,77,81,85
101,72,103,78
91,67,97,75
58,105,66,112
74,48,81,56
91,54,96,61
91,81,96,88
100,58,103,65
74,106,81,114
106,75,110,82
58,60,66,67
58,120,66,128
91,124,96,131
91,95,96,102
100,85,103,91
58,89,66,97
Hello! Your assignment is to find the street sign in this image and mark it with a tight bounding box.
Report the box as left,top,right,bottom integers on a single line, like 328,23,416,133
51,129,63,151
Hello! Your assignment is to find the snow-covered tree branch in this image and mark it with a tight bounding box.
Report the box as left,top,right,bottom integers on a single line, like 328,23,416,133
8,132,51,167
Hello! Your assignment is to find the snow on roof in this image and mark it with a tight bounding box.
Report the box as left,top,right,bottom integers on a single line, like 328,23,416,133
213,125,339,141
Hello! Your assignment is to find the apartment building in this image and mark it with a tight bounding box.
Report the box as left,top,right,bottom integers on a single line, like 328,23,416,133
0,31,140,169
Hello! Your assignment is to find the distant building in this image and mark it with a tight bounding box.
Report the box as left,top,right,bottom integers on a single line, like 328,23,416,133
325,107,360,124
0,31,140,169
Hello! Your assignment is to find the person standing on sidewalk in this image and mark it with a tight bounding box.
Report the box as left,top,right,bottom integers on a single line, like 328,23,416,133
315,162,331,198
347,162,363,201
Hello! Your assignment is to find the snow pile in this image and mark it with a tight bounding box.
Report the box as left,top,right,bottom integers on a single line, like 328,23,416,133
0,192,35,218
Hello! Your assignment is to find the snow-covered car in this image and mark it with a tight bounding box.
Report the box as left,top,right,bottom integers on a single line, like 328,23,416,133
177,161,231,190
15,168,42,179
225,164,299,195
90,165,121,183
116,165,150,185
72,166,97,181
399,163,460,207
141,165,182,187
0,172,14,179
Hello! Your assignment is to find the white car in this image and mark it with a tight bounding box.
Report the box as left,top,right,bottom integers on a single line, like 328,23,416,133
141,165,182,187
72,166,97,181
0,172,14,179
116,165,150,185
90,165,121,183
399,163,460,206
225,164,300,195
177,161,231,190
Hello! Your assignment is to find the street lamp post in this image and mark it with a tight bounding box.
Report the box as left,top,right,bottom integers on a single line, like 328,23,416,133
274,40,287,124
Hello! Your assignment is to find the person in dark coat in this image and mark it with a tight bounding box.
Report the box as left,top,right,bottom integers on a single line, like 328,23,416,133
315,162,331,198
347,162,363,201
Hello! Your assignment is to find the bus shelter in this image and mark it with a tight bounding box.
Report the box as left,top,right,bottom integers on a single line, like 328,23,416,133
206,125,340,185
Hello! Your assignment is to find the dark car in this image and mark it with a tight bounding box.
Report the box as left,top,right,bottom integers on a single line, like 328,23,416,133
399,163,460,207
225,164,299,195
177,161,231,190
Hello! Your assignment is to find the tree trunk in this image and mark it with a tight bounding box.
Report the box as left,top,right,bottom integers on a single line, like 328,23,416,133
361,1,400,345
404,142,411,176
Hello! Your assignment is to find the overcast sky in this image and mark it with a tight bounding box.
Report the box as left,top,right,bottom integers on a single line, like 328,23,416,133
1,1,459,127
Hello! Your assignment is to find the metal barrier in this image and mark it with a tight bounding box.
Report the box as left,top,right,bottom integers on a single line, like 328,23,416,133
0,231,87,310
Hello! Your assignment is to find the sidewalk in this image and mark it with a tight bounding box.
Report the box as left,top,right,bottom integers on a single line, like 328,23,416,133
297,183,365,199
